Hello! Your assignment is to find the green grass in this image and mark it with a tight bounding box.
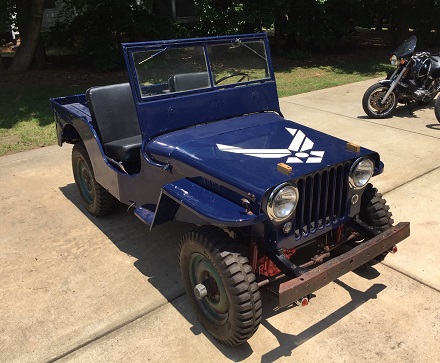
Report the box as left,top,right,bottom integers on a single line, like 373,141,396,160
0,53,391,156
273,52,391,97
0,84,85,155
275,66,381,97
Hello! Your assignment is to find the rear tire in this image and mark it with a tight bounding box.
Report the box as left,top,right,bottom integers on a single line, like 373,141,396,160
72,143,116,217
359,183,394,266
179,226,262,346
434,97,440,123
362,83,397,118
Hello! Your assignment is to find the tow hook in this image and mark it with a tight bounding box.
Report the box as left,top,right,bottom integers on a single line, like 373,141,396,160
295,295,311,307
389,245,398,254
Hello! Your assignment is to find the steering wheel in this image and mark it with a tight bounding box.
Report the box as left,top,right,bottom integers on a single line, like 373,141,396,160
215,72,250,85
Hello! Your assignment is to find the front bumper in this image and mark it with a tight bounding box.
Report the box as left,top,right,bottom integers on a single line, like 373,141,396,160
278,222,410,308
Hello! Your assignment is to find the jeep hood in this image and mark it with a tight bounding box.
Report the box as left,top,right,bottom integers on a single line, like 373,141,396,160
146,113,380,200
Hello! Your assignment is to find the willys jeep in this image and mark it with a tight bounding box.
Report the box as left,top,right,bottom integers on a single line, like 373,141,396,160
51,33,410,346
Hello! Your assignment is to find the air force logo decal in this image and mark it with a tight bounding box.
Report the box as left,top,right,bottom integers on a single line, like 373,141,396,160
217,128,325,164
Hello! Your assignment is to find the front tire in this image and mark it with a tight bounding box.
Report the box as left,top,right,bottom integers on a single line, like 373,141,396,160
179,226,262,346
362,83,397,118
359,183,394,265
72,143,116,217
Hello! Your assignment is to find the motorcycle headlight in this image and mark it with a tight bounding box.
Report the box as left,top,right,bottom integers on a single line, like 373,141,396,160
390,54,398,66
349,158,374,189
267,183,299,222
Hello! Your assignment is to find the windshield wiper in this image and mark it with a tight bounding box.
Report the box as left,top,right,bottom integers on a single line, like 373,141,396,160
138,47,169,65
234,38,266,61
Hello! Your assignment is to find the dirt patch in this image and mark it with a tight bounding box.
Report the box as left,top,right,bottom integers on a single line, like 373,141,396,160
0,134,20,144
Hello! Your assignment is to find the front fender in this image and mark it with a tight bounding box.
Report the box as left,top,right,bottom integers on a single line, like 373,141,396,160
153,178,266,228
378,79,393,86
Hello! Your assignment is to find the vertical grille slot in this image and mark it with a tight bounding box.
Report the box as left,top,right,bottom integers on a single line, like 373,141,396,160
294,163,350,241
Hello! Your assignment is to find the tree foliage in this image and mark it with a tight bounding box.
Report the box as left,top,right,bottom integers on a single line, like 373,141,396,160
191,0,273,35
4,0,440,73
0,0,15,71
192,0,440,51
1,0,46,73
52,0,187,70
0,0,15,33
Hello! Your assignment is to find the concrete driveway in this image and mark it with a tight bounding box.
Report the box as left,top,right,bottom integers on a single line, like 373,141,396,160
1,79,439,362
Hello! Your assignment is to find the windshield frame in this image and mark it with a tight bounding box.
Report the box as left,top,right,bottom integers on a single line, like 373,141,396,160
121,33,281,143
123,33,274,102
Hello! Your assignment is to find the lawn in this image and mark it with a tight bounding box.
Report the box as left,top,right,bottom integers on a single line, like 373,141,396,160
0,83,79,155
0,35,393,156
0,69,127,156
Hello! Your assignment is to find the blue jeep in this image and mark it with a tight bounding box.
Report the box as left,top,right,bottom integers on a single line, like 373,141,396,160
51,33,410,346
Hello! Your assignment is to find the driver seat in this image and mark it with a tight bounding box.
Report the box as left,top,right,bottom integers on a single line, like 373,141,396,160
168,72,210,92
86,83,142,168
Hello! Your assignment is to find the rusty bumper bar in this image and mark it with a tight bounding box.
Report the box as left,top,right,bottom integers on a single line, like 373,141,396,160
278,222,410,308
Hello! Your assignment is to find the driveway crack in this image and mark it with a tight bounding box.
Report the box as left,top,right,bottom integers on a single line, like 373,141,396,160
45,290,186,362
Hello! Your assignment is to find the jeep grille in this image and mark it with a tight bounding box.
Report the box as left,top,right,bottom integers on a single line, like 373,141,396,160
293,162,351,239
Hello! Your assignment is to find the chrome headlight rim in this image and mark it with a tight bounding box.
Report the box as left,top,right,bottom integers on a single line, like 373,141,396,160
266,183,299,222
390,54,398,66
349,157,374,189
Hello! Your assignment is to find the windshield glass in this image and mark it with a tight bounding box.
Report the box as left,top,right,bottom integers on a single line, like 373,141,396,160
208,40,269,85
132,39,270,99
132,46,209,97
394,35,417,58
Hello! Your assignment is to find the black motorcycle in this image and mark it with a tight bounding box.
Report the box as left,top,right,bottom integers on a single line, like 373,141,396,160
434,87,440,122
362,35,440,118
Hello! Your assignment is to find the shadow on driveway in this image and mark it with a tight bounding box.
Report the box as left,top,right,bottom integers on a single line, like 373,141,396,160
59,183,388,361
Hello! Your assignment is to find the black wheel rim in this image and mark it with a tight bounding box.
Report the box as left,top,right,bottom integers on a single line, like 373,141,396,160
368,87,396,116
76,158,94,204
189,253,229,325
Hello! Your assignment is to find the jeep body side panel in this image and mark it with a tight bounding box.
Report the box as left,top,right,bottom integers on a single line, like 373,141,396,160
51,95,180,206
51,95,121,197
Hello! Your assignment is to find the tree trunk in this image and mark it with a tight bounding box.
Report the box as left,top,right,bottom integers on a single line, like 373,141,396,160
31,34,47,69
7,0,45,73
0,56,6,73
375,13,383,31
273,5,284,53
394,0,411,45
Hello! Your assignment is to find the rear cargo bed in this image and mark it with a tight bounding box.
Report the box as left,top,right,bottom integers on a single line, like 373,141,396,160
51,94,91,122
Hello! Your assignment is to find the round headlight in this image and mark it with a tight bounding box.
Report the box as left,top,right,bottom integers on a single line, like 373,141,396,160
349,158,374,189
390,54,398,66
267,184,299,222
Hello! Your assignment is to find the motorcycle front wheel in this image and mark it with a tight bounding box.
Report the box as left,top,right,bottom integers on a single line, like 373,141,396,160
362,83,397,119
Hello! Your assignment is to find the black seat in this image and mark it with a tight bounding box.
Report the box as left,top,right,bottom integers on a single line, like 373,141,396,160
168,72,210,92
86,83,142,163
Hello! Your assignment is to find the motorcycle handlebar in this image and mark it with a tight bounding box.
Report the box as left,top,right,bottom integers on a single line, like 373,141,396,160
415,51,430,57
414,52,438,62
